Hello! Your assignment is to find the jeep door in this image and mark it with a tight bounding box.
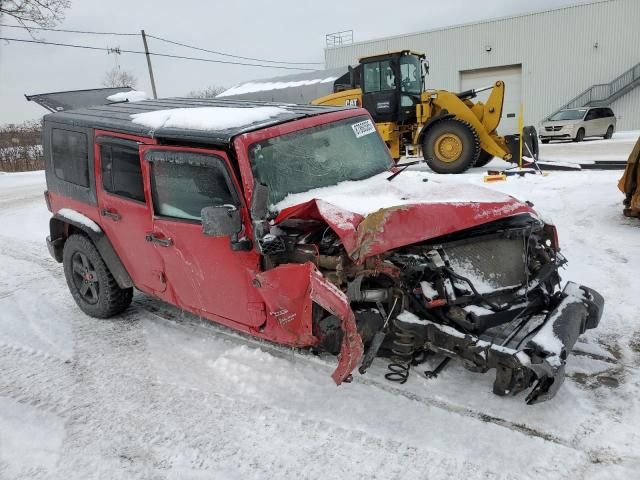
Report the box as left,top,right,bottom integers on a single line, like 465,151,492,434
94,132,167,294
141,146,262,326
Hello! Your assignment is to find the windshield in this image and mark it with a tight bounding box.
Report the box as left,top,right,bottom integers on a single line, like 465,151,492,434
549,109,587,121
400,55,422,94
249,115,393,206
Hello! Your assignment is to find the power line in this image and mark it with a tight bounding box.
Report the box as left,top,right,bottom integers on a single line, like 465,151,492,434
0,37,316,71
0,23,138,36
146,33,323,65
0,23,324,66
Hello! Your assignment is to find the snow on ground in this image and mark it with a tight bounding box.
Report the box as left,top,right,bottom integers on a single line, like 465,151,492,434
130,106,289,131
1,133,639,479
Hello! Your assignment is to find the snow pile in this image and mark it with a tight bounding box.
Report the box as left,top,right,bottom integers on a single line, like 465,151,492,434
106,90,150,103
130,106,288,131
217,76,337,98
275,170,516,215
57,208,101,233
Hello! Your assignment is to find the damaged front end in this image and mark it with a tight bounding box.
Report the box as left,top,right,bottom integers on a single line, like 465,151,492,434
259,200,603,403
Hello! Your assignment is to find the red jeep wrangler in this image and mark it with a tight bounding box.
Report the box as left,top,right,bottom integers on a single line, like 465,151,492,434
41,95,603,403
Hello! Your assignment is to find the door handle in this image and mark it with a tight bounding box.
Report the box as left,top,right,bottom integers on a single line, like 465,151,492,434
100,209,121,221
145,233,173,247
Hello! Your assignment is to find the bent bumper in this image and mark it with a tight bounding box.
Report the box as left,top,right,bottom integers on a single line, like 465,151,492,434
396,281,604,404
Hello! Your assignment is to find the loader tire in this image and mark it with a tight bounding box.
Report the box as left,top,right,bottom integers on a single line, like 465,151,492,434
63,234,133,318
423,119,480,174
474,150,494,168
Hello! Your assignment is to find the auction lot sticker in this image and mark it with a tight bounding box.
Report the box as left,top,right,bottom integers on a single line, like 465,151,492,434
352,119,376,138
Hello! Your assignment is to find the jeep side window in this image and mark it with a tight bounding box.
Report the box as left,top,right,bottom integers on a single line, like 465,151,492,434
100,145,145,202
149,153,235,221
51,128,89,187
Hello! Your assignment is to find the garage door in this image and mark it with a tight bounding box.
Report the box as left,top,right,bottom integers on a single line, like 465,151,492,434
460,65,522,135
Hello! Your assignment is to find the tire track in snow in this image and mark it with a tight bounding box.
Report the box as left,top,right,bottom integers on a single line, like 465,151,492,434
0,232,632,472
0,309,517,479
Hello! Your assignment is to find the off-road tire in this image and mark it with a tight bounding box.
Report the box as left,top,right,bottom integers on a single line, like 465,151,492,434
604,126,614,139
62,234,133,318
573,128,585,142
474,150,494,168
423,119,480,174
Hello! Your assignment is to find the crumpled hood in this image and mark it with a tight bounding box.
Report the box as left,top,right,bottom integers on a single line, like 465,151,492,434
273,171,537,262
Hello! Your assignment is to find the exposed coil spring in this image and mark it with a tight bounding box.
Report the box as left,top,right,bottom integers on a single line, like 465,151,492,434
385,325,417,384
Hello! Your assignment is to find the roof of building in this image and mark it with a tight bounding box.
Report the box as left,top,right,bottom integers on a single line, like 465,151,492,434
43,97,346,146
325,0,614,49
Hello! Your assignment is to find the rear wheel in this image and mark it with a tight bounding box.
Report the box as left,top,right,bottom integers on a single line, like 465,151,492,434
62,234,132,318
604,125,614,139
423,119,480,174
573,128,585,142
474,150,494,168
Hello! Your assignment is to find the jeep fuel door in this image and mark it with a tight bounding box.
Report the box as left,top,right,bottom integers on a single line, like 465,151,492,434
94,133,167,295
142,146,262,327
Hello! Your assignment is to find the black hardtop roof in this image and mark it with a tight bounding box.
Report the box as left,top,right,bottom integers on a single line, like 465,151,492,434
43,97,348,147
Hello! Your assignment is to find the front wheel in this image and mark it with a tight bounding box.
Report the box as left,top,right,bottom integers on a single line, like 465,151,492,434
423,119,480,174
573,128,585,142
62,234,133,318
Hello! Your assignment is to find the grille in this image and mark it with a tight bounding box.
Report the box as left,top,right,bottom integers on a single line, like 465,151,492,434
443,236,526,293
545,126,562,132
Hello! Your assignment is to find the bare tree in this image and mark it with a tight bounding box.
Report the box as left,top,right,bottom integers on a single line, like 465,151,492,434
186,86,227,98
102,66,137,88
0,0,71,29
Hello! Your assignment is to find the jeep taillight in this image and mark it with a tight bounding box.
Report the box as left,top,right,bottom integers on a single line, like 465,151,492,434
44,190,52,212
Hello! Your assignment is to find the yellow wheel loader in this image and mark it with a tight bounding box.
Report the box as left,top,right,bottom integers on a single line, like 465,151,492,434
312,50,512,173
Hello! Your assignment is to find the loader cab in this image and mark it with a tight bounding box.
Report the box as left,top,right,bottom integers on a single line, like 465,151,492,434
360,50,425,124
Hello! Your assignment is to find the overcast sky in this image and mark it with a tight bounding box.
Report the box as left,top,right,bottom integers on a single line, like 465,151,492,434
0,0,591,124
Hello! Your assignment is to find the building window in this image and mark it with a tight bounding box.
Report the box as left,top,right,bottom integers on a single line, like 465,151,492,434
100,144,145,202
149,154,235,221
51,129,89,187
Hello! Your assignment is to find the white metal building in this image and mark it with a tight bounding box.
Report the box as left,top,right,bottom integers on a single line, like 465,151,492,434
324,0,640,133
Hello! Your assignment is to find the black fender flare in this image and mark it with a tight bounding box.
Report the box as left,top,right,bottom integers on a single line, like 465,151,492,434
417,113,456,145
48,215,134,289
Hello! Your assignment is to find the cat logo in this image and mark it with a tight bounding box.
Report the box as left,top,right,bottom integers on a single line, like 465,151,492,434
345,98,359,107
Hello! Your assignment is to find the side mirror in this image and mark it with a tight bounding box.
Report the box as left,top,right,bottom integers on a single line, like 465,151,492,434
201,205,242,237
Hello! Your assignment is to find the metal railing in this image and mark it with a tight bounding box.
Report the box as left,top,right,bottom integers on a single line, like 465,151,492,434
326,30,354,48
548,62,640,118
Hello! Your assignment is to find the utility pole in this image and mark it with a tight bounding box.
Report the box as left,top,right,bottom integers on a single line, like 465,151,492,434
140,30,158,99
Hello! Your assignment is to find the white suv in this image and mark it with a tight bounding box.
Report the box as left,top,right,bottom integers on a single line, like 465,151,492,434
540,107,616,143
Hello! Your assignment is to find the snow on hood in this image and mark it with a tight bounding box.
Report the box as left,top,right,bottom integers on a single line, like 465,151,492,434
106,90,150,102
273,171,536,261
275,171,515,214
130,106,288,131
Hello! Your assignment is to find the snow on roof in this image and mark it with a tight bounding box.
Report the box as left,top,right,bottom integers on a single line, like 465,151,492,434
130,106,289,131
217,76,338,98
106,90,150,103
274,170,516,215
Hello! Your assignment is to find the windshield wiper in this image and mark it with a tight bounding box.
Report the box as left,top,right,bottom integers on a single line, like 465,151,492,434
387,159,425,181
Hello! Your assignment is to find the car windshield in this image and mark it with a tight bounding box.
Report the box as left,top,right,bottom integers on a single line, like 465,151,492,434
549,109,587,121
249,115,393,206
